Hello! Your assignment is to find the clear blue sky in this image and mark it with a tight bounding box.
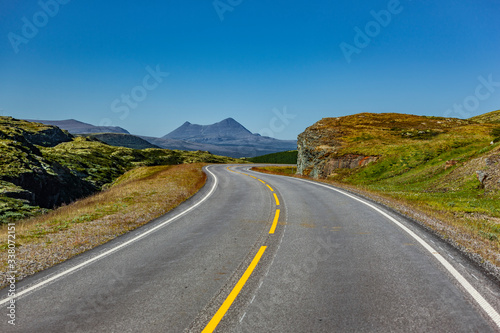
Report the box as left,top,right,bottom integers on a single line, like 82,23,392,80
1,0,499,139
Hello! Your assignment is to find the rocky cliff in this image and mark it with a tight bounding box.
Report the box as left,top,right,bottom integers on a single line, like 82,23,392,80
297,114,386,178
0,118,96,216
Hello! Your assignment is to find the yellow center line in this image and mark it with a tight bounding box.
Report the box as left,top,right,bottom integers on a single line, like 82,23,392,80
266,184,274,192
258,179,266,184
269,209,280,234
202,246,267,333
273,193,280,206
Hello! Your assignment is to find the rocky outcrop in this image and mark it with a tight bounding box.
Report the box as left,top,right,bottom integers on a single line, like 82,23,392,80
297,117,378,178
477,153,500,191
3,168,96,208
0,117,73,147
24,127,73,147
0,118,95,209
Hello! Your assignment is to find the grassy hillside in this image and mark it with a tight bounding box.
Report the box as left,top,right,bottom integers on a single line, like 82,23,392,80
248,150,298,164
469,110,500,124
0,117,244,224
300,113,500,223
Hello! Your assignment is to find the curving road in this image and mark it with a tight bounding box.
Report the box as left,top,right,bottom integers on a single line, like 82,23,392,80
1,164,499,332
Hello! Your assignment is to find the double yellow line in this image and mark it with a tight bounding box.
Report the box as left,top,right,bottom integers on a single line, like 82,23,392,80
202,168,281,332
226,167,281,234
264,183,281,235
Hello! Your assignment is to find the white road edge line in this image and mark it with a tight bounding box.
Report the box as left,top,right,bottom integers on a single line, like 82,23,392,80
251,172,500,329
0,165,219,306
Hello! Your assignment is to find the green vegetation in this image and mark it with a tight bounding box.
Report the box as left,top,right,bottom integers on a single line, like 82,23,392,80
492,127,500,143
469,109,500,124
316,115,500,225
252,166,297,176
0,117,244,224
248,150,298,164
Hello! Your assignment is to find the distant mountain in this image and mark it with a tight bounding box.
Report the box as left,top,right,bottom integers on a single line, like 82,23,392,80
159,118,297,157
82,133,160,150
25,119,129,135
164,118,254,142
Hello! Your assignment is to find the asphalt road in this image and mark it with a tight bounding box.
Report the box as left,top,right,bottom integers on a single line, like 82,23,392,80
1,164,499,332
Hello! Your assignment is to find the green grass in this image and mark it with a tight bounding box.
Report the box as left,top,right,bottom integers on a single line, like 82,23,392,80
248,150,298,164
469,109,500,124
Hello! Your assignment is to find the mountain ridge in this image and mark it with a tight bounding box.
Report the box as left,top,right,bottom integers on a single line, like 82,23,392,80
159,117,297,157
163,117,254,141
26,117,297,158
25,119,130,134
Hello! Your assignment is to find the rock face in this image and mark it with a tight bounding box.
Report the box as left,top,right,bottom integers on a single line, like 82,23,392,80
3,167,96,209
478,153,500,191
297,117,378,178
0,117,96,209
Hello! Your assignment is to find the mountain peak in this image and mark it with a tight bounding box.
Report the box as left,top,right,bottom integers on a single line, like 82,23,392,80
163,118,253,141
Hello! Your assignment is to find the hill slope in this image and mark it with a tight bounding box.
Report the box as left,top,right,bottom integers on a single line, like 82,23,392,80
469,110,500,124
297,113,498,181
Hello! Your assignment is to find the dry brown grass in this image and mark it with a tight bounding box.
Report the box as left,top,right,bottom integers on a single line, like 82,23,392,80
0,163,207,288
